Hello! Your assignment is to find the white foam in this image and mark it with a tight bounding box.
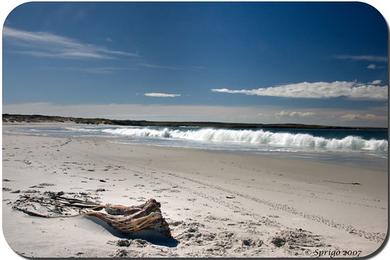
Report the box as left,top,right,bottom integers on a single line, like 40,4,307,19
100,127,388,153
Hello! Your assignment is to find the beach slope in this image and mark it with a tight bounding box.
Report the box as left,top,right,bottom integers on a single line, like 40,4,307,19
2,124,388,257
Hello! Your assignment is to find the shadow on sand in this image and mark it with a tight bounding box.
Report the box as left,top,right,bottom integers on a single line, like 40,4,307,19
84,215,179,247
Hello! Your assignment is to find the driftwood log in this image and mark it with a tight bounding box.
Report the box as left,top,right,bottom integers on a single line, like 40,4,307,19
86,199,171,237
12,191,172,238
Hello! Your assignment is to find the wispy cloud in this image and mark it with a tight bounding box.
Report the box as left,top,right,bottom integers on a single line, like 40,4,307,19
139,63,181,70
340,113,379,121
335,55,387,62
144,92,181,98
139,63,205,71
367,64,384,70
371,80,382,85
67,67,138,74
3,26,139,60
211,81,388,100
275,111,316,117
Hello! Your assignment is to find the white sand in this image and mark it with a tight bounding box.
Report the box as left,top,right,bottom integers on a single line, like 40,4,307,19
2,123,388,257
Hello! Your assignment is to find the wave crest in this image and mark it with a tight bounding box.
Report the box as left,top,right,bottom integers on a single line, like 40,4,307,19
101,127,388,153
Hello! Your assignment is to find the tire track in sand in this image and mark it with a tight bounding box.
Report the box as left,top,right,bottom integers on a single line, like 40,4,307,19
152,169,386,243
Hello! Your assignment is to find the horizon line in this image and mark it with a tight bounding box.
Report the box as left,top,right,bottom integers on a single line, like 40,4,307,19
2,113,388,130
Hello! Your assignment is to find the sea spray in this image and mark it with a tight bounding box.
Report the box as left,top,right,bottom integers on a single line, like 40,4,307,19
100,127,388,153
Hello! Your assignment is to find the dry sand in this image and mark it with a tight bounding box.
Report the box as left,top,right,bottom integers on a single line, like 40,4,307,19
1,123,388,257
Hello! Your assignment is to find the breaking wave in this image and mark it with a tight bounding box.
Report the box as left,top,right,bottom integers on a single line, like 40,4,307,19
100,127,388,153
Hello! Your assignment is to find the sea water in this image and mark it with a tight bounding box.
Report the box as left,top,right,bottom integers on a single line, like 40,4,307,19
15,125,388,169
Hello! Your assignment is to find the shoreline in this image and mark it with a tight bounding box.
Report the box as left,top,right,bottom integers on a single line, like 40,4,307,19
2,123,388,257
3,122,387,171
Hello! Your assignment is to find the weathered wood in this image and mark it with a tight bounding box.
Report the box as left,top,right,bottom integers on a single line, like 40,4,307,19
86,199,172,237
12,192,172,237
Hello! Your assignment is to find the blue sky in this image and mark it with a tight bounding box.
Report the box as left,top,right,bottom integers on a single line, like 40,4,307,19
2,2,388,126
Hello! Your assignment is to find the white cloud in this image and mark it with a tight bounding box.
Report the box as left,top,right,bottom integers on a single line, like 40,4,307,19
211,81,388,100
371,80,382,85
340,113,379,121
144,92,181,98
275,111,316,117
335,55,387,62
367,64,377,70
3,26,138,60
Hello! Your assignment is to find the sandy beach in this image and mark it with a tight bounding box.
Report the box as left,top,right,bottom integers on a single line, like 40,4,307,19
2,123,388,257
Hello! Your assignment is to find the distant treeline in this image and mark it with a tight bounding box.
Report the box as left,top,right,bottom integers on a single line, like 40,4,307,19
2,113,387,130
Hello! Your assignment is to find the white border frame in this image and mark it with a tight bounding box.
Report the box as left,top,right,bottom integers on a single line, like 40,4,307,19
0,1,388,259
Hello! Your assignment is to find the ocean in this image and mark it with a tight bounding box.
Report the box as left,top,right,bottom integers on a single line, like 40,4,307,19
18,125,387,156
